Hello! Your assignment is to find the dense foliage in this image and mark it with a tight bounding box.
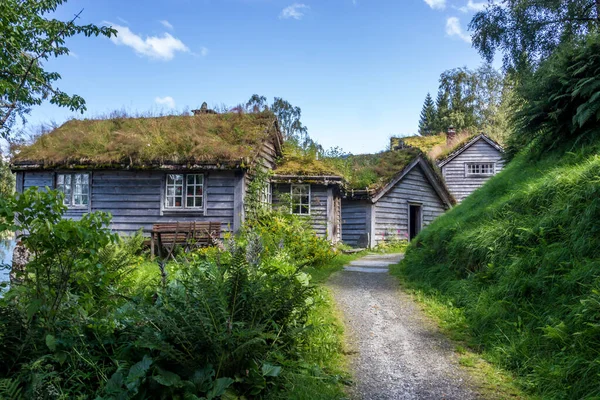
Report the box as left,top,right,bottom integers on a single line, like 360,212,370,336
0,0,115,138
0,157,14,198
470,0,600,74
0,186,343,399
509,34,600,157
396,33,600,399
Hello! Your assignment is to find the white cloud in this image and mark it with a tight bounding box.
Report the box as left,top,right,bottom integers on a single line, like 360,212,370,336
108,23,189,61
117,16,129,25
200,47,209,56
155,96,176,109
159,20,174,29
446,17,471,43
424,0,446,10
459,0,486,12
279,3,310,20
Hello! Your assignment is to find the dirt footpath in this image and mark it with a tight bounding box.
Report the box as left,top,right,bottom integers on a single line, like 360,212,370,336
328,254,480,400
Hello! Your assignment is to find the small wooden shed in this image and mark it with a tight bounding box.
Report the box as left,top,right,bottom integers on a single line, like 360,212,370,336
341,154,454,248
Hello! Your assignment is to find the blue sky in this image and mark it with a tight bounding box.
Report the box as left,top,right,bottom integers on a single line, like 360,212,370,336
26,0,490,154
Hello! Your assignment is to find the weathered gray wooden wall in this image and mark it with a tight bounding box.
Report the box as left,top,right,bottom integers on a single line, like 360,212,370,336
272,183,329,239
341,200,369,246
19,170,240,235
441,138,504,202
373,165,446,246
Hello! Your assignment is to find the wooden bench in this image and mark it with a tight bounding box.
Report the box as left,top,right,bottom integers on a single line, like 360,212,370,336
150,221,221,259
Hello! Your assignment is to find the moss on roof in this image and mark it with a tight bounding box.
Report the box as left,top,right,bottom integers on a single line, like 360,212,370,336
12,111,279,168
400,134,446,153
275,145,422,191
274,149,343,178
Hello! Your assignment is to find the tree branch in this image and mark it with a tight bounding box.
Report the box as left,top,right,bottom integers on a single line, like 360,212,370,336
0,9,84,132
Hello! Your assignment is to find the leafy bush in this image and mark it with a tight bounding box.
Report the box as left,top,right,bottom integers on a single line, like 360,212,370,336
0,187,342,399
509,33,600,157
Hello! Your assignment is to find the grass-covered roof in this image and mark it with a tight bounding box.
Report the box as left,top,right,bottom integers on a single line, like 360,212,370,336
12,111,281,169
274,146,422,191
392,131,503,162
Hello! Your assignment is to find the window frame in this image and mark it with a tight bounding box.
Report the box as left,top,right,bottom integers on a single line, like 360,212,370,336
162,173,206,214
465,162,496,178
55,172,90,208
290,184,311,216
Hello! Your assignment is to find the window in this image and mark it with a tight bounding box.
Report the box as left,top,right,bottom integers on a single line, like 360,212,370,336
291,184,310,215
165,174,204,209
57,173,89,207
466,163,495,177
260,182,272,207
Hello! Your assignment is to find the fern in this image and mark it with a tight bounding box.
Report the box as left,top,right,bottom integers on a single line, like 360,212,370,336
0,379,23,400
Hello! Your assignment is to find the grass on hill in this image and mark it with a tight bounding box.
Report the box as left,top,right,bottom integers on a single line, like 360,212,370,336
12,111,278,167
392,137,600,399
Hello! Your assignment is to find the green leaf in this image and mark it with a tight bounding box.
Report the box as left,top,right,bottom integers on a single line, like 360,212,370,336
153,368,183,388
261,363,282,377
45,334,56,351
206,377,234,400
126,355,153,391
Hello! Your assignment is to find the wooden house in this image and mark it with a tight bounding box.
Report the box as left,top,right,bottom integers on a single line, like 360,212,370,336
437,131,504,202
341,154,454,248
11,110,283,236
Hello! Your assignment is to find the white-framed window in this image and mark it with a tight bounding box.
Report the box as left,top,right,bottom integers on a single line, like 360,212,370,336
291,184,310,215
260,182,272,207
57,173,89,207
465,163,495,177
165,173,204,209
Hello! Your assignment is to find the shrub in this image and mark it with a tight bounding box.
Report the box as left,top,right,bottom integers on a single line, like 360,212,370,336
0,187,339,399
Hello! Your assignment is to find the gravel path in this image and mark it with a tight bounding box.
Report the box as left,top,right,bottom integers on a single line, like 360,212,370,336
328,254,479,400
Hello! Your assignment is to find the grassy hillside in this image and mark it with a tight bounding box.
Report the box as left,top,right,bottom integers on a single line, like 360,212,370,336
394,138,600,398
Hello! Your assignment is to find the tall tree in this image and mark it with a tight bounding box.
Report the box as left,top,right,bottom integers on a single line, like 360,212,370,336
418,93,437,135
470,0,600,74
433,87,451,133
0,0,115,139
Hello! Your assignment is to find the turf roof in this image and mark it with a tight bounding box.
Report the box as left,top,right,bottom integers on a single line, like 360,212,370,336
275,146,422,191
11,111,281,169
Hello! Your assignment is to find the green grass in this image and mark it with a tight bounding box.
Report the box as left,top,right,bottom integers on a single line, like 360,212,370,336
393,137,600,399
268,251,367,399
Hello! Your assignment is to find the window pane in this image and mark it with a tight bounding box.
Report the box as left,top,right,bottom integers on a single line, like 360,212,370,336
187,197,194,207
175,197,182,207
187,186,195,196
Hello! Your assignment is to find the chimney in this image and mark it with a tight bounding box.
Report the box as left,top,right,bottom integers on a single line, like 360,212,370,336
192,102,217,115
446,126,456,145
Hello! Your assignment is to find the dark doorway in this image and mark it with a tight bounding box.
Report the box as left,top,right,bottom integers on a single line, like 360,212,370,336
409,204,422,240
